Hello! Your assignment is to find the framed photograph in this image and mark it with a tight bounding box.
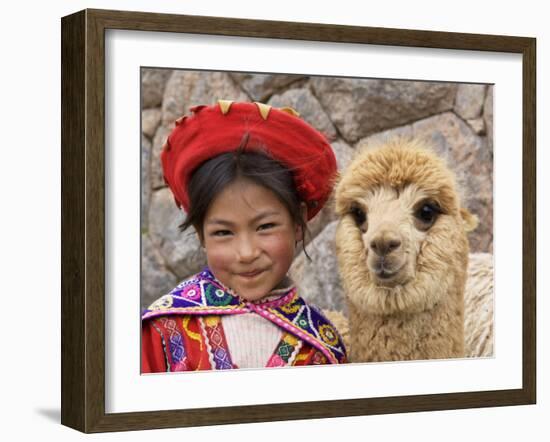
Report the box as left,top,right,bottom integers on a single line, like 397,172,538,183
61,8,536,433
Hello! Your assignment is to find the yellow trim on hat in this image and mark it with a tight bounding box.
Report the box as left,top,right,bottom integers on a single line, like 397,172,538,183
218,99,234,115
217,100,300,121
280,107,300,117
254,102,272,120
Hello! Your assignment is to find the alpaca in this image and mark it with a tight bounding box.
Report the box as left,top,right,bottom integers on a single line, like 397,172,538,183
464,253,493,357
323,253,494,358
334,138,478,362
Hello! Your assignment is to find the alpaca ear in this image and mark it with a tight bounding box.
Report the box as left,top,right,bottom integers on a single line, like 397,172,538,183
460,208,479,232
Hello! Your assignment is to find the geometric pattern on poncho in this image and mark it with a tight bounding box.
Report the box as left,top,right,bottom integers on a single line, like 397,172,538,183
142,267,347,364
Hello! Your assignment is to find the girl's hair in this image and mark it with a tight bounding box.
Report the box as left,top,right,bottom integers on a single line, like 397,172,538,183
178,135,310,257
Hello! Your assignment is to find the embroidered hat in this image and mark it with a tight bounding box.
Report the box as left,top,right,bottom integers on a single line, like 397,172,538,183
160,100,337,220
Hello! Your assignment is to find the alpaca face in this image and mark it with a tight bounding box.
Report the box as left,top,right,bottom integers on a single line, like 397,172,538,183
355,184,436,288
335,139,476,315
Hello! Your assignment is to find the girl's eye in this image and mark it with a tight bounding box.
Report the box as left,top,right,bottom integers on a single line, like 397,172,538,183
258,223,276,231
212,229,232,237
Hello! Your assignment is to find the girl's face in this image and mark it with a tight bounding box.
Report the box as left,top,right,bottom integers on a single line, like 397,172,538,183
202,178,303,302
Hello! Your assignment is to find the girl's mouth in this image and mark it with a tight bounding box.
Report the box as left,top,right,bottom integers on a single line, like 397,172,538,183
238,269,264,278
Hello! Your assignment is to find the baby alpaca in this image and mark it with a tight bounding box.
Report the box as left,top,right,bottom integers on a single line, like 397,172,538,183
334,138,478,362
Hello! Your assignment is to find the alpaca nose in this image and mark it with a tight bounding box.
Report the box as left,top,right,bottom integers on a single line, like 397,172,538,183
369,232,402,256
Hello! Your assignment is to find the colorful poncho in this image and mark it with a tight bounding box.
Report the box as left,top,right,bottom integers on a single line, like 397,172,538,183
142,268,347,372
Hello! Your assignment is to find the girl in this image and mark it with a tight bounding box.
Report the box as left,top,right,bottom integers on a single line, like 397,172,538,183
142,100,347,372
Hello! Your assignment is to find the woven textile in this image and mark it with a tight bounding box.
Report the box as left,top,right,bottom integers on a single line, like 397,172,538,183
142,268,347,372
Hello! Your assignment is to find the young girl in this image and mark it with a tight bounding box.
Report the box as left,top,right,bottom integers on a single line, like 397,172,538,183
142,100,347,372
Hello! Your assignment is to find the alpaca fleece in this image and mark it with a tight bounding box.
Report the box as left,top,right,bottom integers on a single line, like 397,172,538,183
334,138,477,362
323,252,494,359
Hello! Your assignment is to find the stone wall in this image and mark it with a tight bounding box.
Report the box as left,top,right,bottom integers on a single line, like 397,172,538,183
141,68,493,311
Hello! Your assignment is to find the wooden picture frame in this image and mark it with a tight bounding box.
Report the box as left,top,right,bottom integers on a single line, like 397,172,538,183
61,8,536,433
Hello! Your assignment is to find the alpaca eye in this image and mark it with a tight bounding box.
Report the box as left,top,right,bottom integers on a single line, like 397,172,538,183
350,205,367,229
414,202,441,230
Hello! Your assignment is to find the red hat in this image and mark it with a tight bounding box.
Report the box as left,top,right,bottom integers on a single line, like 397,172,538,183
161,100,337,220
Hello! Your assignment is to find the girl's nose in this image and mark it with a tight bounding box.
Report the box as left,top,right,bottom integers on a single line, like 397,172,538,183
236,236,260,262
